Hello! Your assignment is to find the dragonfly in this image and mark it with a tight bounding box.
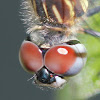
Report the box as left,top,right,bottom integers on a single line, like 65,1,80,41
19,0,100,88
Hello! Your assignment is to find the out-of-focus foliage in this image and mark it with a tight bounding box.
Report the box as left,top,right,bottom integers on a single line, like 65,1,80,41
56,8,100,100
86,13,100,32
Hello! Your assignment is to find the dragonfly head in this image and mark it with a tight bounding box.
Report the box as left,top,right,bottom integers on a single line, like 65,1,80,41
19,40,87,88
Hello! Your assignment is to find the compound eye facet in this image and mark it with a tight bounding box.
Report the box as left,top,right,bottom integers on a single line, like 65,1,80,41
44,46,77,74
19,41,43,73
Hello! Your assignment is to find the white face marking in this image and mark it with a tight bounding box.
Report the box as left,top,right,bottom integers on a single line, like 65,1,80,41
51,76,67,88
57,48,68,55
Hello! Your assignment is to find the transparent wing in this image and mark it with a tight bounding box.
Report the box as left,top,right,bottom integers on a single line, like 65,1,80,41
81,0,100,37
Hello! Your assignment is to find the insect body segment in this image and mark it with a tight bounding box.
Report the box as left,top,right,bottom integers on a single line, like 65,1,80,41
31,0,88,26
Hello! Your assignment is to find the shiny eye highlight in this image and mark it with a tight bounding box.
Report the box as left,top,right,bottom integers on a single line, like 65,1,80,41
44,46,77,74
19,41,43,73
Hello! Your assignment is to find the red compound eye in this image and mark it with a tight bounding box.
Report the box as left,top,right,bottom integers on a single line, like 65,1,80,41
44,46,76,74
19,41,43,73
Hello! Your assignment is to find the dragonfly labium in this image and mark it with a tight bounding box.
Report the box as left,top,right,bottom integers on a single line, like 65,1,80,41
19,0,99,88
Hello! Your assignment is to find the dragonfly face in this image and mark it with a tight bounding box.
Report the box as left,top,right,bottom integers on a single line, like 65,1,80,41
19,0,88,88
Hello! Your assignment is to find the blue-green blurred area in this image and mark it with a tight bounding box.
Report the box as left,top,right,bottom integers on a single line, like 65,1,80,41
56,2,100,100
